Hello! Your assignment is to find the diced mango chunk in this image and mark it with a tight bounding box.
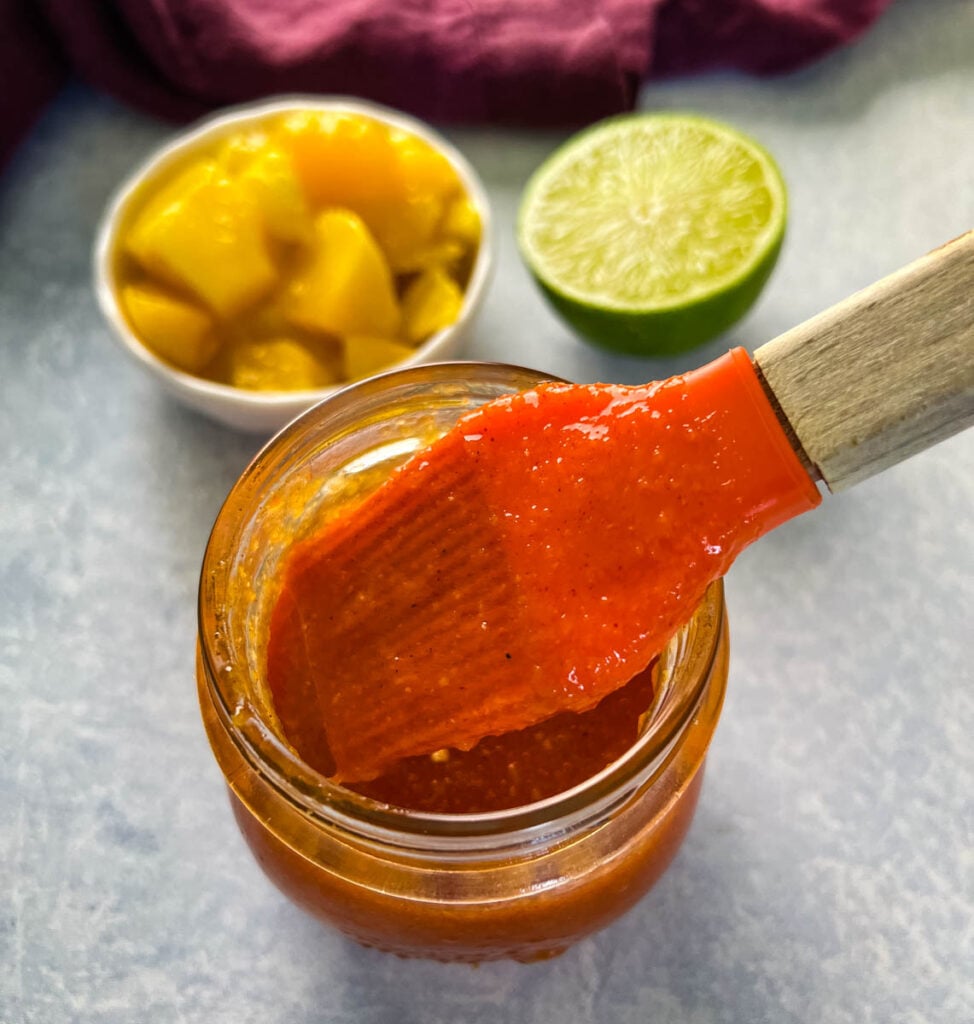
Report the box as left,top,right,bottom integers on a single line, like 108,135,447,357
285,209,400,337
392,132,462,198
124,166,198,264
239,147,312,245
125,161,277,317
390,239,466,275
232,299,294,340
366,192,444,272
122,283,217,373
440,195,481,248
216,130,270,175
282,112,403,209
401,267,464,343
229,338,338,391
343,335,415,381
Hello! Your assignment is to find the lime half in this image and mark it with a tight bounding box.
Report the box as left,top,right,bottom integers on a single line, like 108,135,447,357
517,113,787,355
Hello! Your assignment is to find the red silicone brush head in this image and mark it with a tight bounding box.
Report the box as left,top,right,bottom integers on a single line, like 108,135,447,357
268,348,821,781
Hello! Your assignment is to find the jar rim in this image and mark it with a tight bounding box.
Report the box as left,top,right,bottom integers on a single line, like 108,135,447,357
198,362,726,850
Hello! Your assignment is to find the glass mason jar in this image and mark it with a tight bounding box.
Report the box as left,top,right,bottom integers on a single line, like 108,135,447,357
196,362,729,963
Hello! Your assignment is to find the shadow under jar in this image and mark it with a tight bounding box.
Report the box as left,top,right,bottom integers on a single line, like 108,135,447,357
196,362,729,963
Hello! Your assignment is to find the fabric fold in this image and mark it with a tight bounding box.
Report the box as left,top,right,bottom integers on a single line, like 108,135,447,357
3,0,893,171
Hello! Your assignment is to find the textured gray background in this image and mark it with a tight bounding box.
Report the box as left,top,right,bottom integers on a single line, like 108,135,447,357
1,1,972,1021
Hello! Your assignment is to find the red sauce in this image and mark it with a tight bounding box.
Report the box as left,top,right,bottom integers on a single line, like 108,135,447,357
278,653,656,813
267,349,820,785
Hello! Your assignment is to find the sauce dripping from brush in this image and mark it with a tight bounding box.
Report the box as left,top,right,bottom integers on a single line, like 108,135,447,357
277,649,658,813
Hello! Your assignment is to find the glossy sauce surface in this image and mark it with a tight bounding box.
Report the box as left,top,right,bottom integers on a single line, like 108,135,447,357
267,351,820,783
275,653,656,813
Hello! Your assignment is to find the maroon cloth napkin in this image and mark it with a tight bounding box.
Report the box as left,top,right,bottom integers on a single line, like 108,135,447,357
0,0,66,166
3,0,892,170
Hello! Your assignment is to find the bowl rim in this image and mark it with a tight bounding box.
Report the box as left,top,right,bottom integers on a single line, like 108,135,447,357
91,94,495,416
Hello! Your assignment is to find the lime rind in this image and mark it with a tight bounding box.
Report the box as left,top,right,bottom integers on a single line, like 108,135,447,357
517,113,787,355
536,232,783,356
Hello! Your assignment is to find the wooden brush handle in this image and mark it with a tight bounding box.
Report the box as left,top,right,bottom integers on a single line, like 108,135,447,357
754,229,974,492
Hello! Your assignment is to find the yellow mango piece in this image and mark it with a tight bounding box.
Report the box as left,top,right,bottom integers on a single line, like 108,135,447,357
392,132,461,198
216,130,270,175
401,267,464,343
367,192,444,271
229,338,338,391
390,239,466,275
343,335,415,381
124,161,277,318
239,146,312,245
234,298,294,340
219,129,314,241
285,209,401,337
122,283,217,373
439,194,481,249
281,112,403,210
125,163,206,260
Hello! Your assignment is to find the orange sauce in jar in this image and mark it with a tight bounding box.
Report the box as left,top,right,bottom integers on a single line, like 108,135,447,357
196,363,730,962
274,653,658,814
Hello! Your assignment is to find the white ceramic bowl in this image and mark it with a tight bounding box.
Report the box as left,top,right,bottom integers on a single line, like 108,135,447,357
93,96,494,433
